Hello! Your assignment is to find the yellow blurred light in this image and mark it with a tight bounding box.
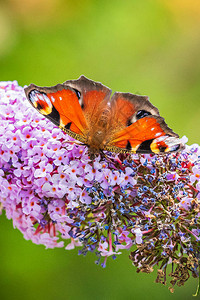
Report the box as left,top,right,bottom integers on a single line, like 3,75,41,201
162,0,200,23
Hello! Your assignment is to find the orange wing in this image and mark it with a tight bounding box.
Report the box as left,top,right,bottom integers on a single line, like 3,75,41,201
106,92,184,153
24,76,112,143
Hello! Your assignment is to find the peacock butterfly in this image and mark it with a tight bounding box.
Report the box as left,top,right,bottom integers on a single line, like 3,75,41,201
24,75,185,157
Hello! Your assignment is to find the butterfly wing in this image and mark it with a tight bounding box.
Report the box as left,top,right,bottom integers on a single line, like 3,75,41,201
105,92,184,153
24,76,112,144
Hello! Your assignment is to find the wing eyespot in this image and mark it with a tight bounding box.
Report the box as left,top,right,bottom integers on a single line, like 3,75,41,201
127,119,133,127
136,110,151,120
29,90,53,114
74,89,81,99
73,88,84,109
159,146,167,152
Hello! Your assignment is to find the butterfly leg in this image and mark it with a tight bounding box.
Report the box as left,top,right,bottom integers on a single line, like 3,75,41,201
62,140,84,146
99,150,126,170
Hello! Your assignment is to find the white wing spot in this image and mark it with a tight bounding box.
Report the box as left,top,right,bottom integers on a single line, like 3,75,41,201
51,96,55,102
38,95,44,101
44,94,52,106
155,132,162,137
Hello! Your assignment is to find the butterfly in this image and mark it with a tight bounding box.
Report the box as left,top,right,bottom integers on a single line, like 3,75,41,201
24,75,184,158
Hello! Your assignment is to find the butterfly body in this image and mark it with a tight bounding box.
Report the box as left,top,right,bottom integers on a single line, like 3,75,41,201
61,100,117,156
25,76,184,156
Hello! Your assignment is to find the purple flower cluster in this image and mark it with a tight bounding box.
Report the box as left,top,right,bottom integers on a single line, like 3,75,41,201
0,81,199,292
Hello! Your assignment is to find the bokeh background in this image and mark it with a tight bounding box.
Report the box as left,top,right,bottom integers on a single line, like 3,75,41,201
0,0,200,299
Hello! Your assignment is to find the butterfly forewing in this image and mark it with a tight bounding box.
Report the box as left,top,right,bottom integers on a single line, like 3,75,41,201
25,83,90,142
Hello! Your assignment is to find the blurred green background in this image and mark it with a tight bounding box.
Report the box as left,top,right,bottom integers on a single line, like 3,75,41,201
0,0,200,299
